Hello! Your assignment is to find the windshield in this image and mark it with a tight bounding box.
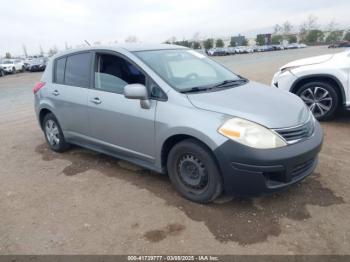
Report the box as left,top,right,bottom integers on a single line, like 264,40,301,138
134,49,241,92
2,60,13,64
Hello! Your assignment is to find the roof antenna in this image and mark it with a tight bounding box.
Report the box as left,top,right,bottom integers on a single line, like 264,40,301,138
84,40,91,46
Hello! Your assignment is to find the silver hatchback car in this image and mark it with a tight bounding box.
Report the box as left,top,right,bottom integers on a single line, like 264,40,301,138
34,44,323,203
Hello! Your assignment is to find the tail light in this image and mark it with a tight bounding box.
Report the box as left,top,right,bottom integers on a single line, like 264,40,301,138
33,81,45,94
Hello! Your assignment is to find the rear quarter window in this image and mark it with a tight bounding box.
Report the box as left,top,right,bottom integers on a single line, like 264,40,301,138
54,57,66,84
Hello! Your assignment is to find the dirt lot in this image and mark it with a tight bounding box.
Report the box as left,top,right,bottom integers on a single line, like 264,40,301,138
0,46,349,254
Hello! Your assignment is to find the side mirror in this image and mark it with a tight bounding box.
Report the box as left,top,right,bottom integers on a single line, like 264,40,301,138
124,84,151,109
124,84,148,100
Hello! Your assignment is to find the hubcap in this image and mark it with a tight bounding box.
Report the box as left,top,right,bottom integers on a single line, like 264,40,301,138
45,120,60,146
177,154,209,193
300,86,333,118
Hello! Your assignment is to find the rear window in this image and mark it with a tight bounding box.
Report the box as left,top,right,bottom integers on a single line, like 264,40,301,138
54,52,92,87
55,57,66,84
64,53,92,87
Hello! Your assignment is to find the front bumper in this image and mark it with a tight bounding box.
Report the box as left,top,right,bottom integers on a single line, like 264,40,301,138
3,67,13,73
214,121,323,196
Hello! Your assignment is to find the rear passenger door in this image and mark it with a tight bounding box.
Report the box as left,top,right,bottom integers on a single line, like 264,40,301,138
87,52,156,163
50,52,93,137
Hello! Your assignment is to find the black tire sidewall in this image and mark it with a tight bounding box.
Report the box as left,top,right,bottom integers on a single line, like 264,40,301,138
297,81,339,121
167,139,222,203
43,113,69,152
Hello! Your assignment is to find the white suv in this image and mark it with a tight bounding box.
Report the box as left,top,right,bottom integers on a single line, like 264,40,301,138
0,59,25,74
272,50,350,120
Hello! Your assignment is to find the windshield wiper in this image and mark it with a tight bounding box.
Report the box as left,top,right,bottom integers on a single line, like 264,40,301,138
211,78,248,89
179,86,210,93
179,78,248,94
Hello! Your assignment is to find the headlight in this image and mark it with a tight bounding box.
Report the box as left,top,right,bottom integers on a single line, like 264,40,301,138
218,118,287,149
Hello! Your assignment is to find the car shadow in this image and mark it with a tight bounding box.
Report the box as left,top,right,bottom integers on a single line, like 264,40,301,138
35,143,344,245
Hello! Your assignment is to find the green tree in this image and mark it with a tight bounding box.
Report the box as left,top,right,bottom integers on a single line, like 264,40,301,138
229,38,236,47
271,35,283,44
256,35,265,46
215,39,224,48
326,30,344,43
192,41,201,49
174,40,190,47
305,30,324,44
203,38,214,50
288,35,298,43
242,39,248,46
344,31,350,41
5,52,11,58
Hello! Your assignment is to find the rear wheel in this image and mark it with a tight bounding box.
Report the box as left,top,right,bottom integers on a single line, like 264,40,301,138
43,113,70,152
167,139,222,203
12,67,16,74
296,81,339,121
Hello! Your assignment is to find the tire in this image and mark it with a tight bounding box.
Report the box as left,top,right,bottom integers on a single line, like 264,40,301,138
12,67,16,74
21,66,25,72
42,113,70,152
296,81,339,121
167,139,223,203
0,70,4,77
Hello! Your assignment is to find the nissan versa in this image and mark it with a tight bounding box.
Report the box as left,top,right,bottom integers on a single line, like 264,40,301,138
34,44,323,203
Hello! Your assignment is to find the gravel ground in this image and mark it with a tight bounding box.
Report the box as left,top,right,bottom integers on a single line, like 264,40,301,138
0,46,349,255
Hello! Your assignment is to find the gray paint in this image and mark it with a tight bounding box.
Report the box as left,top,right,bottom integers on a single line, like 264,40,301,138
35,44,312,173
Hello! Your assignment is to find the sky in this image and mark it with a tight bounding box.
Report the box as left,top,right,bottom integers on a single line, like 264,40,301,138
1,0,350,56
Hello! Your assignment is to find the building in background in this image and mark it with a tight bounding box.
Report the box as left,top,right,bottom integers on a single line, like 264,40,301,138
257,33,272,45
230,35,246,46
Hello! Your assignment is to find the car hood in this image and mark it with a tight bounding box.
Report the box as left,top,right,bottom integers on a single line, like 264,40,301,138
186,81,310,129
280,54,334,70
0,63,12,67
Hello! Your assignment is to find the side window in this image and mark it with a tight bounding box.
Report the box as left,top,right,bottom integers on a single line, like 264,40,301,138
95,54,146,94
64,53,92,87
55,57,66,84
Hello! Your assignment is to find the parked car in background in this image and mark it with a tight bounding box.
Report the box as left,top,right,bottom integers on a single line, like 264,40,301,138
272,50,350,120
34,44,322,203
208,48,226,56
272,45,285,51
226,47,236,55
0,66,5,77
328,41,350,48
0,59,25,73
26,58,47,72
234,46,246,54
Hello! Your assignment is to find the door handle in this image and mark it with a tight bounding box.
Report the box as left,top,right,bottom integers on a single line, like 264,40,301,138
52,90,60,96
90,97,102,104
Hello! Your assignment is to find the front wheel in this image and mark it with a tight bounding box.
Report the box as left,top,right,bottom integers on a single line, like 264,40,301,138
43,113,70,152
12,67,16,74
297,81,339,121
167,139,223,203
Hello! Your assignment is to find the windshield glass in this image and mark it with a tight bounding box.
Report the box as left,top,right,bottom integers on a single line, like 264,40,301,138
2,60,13,64
134,49,241,91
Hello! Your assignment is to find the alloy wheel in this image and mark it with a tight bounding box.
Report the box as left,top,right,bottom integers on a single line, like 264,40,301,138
45,119,60,146
300,86,333,118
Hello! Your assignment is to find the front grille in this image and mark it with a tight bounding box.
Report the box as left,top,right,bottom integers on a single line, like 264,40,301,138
274,117,314,144
291,158,315,177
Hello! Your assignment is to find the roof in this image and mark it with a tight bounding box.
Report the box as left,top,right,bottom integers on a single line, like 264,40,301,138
51,43,187,59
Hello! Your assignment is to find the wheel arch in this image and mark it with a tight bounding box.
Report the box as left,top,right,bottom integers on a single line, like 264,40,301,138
160,134,222,175
38,108,53,130
290,74,346,107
